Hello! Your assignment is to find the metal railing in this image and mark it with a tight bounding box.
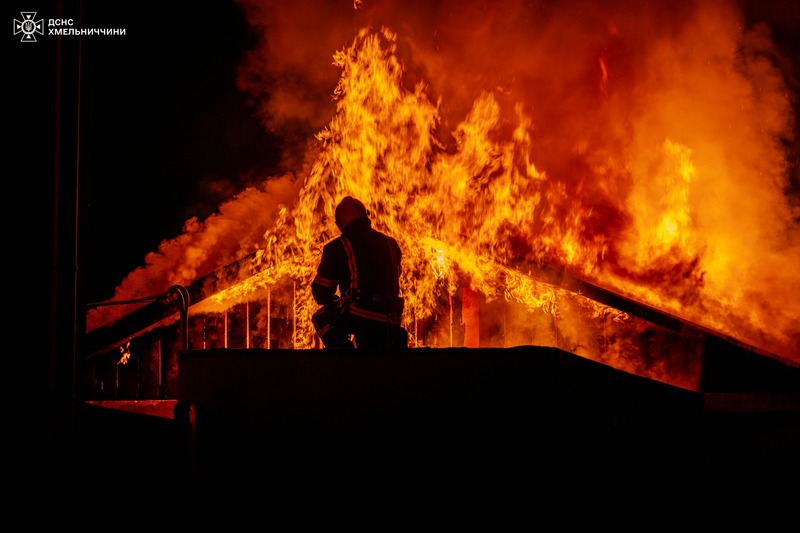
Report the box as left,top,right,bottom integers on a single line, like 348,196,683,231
87,284,190,351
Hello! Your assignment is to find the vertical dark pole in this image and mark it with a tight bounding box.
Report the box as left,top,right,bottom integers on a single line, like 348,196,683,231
50,0,83,472
14,2,71,477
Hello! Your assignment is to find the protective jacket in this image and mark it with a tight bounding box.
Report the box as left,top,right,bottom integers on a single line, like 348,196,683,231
312,217,404,324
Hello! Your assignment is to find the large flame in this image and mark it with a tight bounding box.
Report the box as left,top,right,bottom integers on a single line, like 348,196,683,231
88,0,800,385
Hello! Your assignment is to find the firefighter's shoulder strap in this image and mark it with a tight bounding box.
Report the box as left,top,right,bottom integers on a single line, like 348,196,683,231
339,236,358,297
385,234,400,294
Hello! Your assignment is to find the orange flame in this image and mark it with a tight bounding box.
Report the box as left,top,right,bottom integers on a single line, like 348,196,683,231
201,28,649,356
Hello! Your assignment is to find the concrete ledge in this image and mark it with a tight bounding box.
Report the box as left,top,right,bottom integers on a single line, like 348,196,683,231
175,346,710,491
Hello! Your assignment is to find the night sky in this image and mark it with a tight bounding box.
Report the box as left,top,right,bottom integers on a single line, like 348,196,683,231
13,1,279,307
76,1,281,303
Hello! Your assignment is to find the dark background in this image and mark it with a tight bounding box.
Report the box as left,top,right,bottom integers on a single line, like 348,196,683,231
74,1,280,304
12,1,280,463
12,1,278,306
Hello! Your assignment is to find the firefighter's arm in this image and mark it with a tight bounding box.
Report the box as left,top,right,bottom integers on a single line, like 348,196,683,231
311,276,337,306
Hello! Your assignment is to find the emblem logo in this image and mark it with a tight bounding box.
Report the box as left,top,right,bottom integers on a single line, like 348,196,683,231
13,12,44,42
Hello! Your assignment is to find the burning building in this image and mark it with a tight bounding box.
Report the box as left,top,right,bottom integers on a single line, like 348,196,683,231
71,1,800,484
87,0,798,380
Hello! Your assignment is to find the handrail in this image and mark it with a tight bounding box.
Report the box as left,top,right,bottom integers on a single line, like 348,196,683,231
87,285,191,350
